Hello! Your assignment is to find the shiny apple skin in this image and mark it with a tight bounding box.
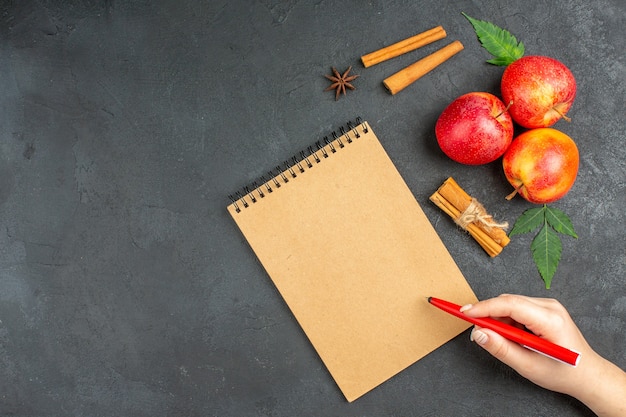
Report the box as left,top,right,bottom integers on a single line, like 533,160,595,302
501,56,576,129
503,128,579,204
435,92,514,165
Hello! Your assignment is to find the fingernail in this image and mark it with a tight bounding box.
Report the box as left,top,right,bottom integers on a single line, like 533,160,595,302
470,328,488,345
459,304,473,313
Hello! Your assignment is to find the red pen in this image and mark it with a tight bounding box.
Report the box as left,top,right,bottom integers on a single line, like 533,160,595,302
428,297,581,367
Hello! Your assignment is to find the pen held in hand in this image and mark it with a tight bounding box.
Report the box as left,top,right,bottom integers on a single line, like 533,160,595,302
428,297,581,367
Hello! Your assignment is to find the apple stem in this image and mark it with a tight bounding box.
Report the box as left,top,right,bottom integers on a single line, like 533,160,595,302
505,186,523,201
495,100,514,119
553,107,572,122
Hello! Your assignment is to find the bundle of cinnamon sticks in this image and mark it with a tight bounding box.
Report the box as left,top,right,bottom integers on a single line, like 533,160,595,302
430,177,510,257
360,26,464,94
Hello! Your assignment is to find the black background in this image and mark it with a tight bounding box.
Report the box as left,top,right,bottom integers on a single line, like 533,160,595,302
1,1,624,416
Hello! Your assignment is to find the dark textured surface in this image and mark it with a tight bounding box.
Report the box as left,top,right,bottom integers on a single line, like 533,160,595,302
1,1,624,416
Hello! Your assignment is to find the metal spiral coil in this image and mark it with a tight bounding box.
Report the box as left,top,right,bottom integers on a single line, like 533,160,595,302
228,117,365,213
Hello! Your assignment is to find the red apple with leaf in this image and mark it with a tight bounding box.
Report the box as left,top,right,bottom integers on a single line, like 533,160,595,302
502,128,579,289
462,13,577,128
435,92,513,165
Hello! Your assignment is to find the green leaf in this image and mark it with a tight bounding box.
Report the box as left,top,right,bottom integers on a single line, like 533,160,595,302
545,206,578,238
509,206,545,236
510,204,577,289
530,222,562,289
462,12,525,66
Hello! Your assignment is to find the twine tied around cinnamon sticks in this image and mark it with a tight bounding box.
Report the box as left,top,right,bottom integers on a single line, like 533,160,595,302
360,26,464,94
430,177,510,257
454,198,509,231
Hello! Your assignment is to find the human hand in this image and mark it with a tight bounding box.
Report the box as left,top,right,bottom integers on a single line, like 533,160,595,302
461,294,626,417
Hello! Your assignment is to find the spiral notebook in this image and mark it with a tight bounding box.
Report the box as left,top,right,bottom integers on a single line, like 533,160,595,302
227,119,477,402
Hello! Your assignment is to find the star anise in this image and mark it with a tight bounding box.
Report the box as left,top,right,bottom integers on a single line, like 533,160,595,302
324,66,359,100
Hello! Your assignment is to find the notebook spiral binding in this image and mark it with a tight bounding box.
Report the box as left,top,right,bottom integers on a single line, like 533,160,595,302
228,117,367,213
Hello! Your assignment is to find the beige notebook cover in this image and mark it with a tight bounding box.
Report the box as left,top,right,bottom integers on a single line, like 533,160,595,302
227,120,477,402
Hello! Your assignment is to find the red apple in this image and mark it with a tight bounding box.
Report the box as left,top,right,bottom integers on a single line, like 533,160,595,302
501,56,576,129
435,92,514,165
503,128,579,204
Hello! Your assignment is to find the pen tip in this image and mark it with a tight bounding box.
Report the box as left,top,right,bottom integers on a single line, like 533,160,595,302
427,296,432,303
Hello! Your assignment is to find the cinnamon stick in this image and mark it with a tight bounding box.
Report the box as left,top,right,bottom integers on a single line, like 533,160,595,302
430,177,509,257
383,40,464,95
361,26,447,68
